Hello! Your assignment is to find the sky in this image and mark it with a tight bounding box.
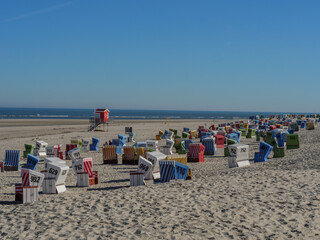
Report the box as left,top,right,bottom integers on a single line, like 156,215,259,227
0,0,319,112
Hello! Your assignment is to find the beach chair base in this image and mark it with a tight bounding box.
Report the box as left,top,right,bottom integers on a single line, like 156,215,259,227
103,159,118,164
287,145,299,150
4,166,19,171
187,155,204,163
122,159,138,165
204,151,215,155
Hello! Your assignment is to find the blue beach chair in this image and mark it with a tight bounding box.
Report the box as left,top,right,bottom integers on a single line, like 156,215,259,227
4,150,20,171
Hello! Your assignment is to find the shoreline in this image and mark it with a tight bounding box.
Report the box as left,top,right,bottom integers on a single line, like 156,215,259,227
0,118,238,128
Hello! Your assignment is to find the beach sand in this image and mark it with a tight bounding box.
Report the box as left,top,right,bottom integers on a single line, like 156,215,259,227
0,119,320,239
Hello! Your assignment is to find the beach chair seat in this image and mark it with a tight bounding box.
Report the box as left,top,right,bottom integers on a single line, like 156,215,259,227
103,146,118,164
22,154,39,170
122,146,137,164
90,137,100,151
158,160,189,183
3,150,20,171
73,158,97,187
23,144,34,158
187,144,205,162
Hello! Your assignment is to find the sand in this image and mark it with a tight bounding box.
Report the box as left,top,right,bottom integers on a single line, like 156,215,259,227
0,119,320,239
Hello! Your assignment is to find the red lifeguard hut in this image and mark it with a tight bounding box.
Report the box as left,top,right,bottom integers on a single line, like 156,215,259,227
88,108,110,131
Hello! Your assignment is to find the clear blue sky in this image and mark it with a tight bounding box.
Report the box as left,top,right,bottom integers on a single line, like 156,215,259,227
0,0,319,112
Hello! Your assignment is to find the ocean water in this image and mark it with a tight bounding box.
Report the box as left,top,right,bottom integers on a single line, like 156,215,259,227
0,107,316,120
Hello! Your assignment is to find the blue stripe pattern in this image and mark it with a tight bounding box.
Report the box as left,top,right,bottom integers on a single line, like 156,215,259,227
159,160,175,183
202,138,215,155
184,140,194,150
4,150,20,169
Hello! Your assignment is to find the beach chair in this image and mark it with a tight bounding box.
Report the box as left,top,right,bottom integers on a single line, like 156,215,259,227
306,122,315,130
90,137,100,151
182,132,190,139
286,134,299,149
122,146,137,164
3,150,20,171
184,139,194,151
166,155,192,180
68,147,81,163
72,158,98,186
254,142,273,163
82,139,90,152
125,127,133,133
118,134,127,147
103,146,118,164
146,140,158,151
65,144,77,160
158,160,189,183
273,147,285,158
128,132,136,143
34,141,48,158
22,154,39,170
228,144,250,167
44,162,69,193
187,144,205,162
161,139,174,155
202,138,215,155
214,135,225,148
21,168,44,188
130,157,153,186
15,185,39,204
23,144,34,158
135,147,146,161
145,151,166,180
71,138,83,153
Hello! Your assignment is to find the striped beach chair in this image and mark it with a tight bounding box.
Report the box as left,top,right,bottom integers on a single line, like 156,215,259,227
159,160,175,183
187,144,205,162
202,138,215,155
184,139,194,151
22,154,39,170
103,146,118,164
4,150,20,171
122,146,137,164
65,144,77,160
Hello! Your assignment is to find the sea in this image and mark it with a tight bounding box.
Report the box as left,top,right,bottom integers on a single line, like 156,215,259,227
0,107,317,120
